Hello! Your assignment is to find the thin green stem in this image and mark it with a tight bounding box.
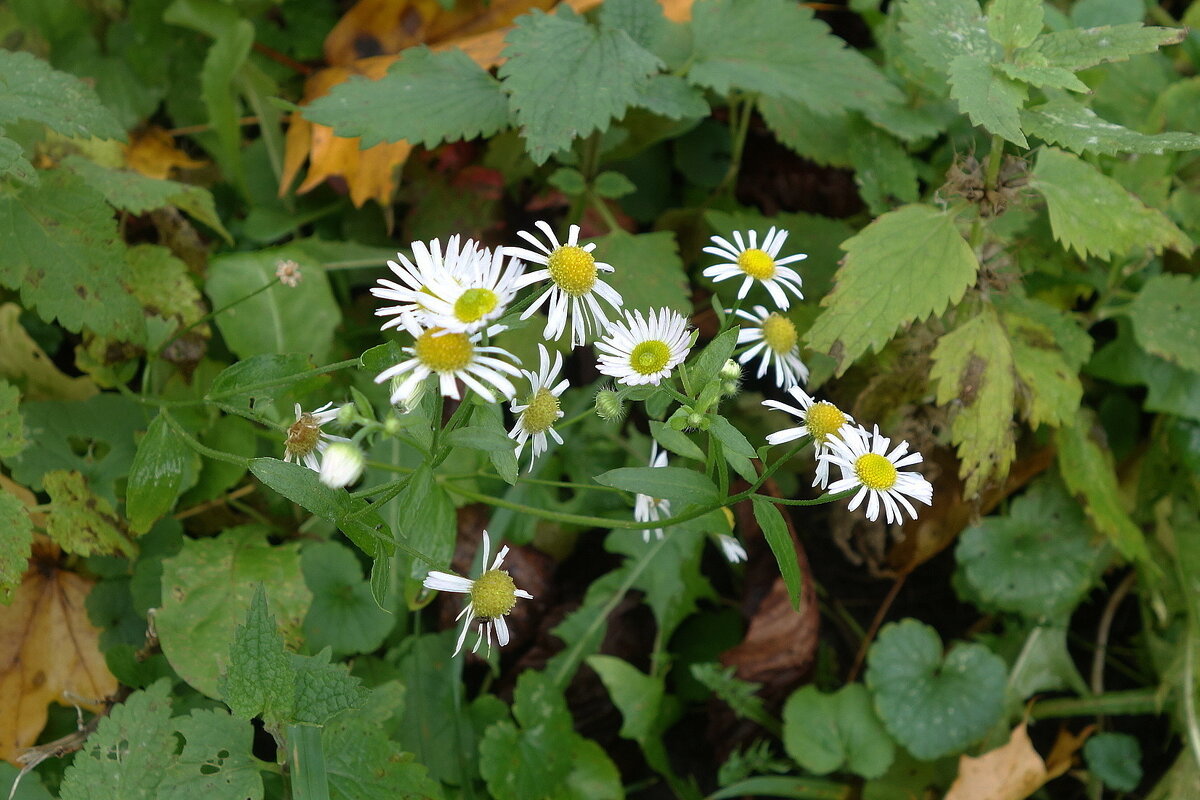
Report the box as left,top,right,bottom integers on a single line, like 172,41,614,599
762,489,855,506
983,134,1006,193
432,397,475,467
589,191,621,233
161,409,251,468
156,277,281,359
1027,689,1161,720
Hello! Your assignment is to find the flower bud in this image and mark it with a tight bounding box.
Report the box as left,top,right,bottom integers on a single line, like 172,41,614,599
336,403,357,426
384,415,404,436
319,442,365,489
687,412,707,430
719,359,741,382
595,388,626,422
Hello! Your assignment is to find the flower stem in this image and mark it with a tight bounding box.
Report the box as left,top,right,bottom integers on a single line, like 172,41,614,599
155,276,282,359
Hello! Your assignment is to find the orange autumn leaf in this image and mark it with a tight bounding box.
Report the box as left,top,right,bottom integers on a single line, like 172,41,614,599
125,126,207,180
944,723,1091,800
0,544,119,766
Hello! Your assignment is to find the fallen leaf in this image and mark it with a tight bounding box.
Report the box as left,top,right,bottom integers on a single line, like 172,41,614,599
0,542,118,765
944,723,1088,800
0,303,98,403
124,127,207,180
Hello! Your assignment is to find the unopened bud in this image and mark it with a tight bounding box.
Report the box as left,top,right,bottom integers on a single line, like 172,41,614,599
595,388,625,422
687,412,706,430
384,415,404,436
319,442,365,489
336,403,357,426
719,359,741,382
721,379,741,398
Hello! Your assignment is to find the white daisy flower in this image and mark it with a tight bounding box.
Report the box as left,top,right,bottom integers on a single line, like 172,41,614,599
370,235,481,330
422,530,534,657
375,316,521,404
504,221,623,348
716,534,747,564
420,246,525,334
595,307,692,387
509,344,569,470
634,443,671,542
821,424,933,525
318,442,365,489
283,402,348,472
762,387,855,489
734,305,809,389
703,227,806,310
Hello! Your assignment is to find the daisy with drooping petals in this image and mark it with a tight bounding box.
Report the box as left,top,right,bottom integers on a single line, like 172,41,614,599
716,534,748,564
734,305,809,389
821,424,933,524
762,387,855,489
509,344,570,470
283,402,348,472
421,246,525,334
703,227,806,309
595,307,692,387
375,316,521,404
371,235,480,330
634,443,671,542
504,221,623,348
422,530,534,657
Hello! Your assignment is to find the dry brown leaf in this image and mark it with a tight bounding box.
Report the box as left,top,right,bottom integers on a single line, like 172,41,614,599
0,545,118,765
124,127,207,180
0,304,98,403
944,723,1088,800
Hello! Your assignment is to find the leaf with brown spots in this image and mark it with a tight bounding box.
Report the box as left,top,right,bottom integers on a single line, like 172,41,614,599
42,470,135,558
0,542,119,765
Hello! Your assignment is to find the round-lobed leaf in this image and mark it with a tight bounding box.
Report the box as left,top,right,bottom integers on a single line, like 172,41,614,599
782,683,895,779
1084,732,1142,792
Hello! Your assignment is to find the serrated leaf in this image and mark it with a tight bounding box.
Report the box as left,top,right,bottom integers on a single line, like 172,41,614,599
500,10,661,164
1088,319,1200,421
0,136,36,187
782,684,895,779
1084,733,1142,792
0,380,26,458
125,245,208,332
324,690,444,800
0,170,144,340
43,470,132,557
848,125,920,215
690,663,769,722
1031,148,1192,259
1029,23,1185,71
930,307,1016,497
0,490,32,604
865,619,1007,760
898,0,998,73
759,98,853,167
948,56,1028,146
956,476,1097,619
0,50,124,140
751,496,803,610
290,649,369,725
302,541,394,656
219,584,296,725
1003,312,1082,427
303,47,509,149
986,0,1043,49
1021,97,1200,155
126,414,189,535
158,710,265,800
591,231,692,315
806,204,979,374
634,74,710,119
689,0,901,114
480,671,576,800
599,0,669,50
1126,273,1200,374
995,59,1088,92
596,466,720,504
594,171,636,199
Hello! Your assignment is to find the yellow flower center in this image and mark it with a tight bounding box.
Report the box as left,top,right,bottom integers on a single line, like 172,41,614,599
470,569,518,618
547,245,598,297
761,313,797,354
285,415,321,457
629,340,671,375
805,402,848,444
454,288,499,323
854,453,898,491
737,248,776,280
521,387,561,435
414,328,473,373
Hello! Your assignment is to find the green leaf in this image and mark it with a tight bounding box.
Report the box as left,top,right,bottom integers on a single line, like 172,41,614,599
205,246,341,361
219,584,296,724
0,380,26,458
590,231,692,315
0,50,124,140
587,655,676,781
608,526,715,642
930,307,1016,497
393,464,455,580
689,0,901,114
1003,311,1082,427
955,476,1098,619
806,204,979,374
1029,23,1185,71
593,171,636,199
480,671,578,800
63,156,232,243
392,632,469,785
595,465,720,504
758,98,852,168
124,244,208,334
1084,732,1142,792
199,20,253,192
1088,319,1200,421
59,681,176,800
947,56,1028,147
549,167,587,195
649,420,706,461
1055,417,1148,562
156,526,311,698
302,47,509,149
1021,97,1200,155
599,0,669,50
782,684,895,779
689,327,741,389
0,170,144,340
709,414,758,482
898,0,998,73
1033,148,1192,258
847,124,920,216
0,489,32,603
302,541,394,656
500,9,661,163
995,59,1088,92
207,353,323,405
865,619,1007,760
0,136,37,187
1005,624,1089,701
471,402,520,485
1126,273,1200,374
290,649,369,725
125,414,190,535
751,496,804,611
986,0,1043,49
634,74,710,119
158,710,265,800
43,469,132,557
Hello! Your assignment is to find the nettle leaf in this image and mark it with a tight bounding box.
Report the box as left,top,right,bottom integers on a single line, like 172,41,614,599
393,464,455,580
289,649,369,725
593,231,692,314
782,684,895,779
0,136,36,187
865,619,1007,760
500,9,661,164
634,73,710,120
0,490,32,604
758,97,853,168
303,47,509,149
219,584,296,725
43,469,133,557
1088,319,1200,422
947,56,1028,147
1031,148,1192,260
0,50,124,140
0,170,144,341
929,307,1016,498
806,204,979,374
125,413,190,535
1029,23,1185,71
302,541,394,657
158,710,265,800
0,380,26,459
689,0,901,114
599,0,669,51
1021,97,1200,156
995,59,1088,92
1126,273,1200,374
956,476,1098,620
1003,312,1082,427
898,0,998,74
847,124,921,216
986,0,1043,49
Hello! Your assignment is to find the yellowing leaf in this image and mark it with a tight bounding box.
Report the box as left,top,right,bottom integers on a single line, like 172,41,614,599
123,127,207,181
43,470,134,558
945,723,1088,800
0,303,98,402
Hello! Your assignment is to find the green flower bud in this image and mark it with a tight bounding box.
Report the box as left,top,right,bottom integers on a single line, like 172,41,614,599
595,388,626,422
